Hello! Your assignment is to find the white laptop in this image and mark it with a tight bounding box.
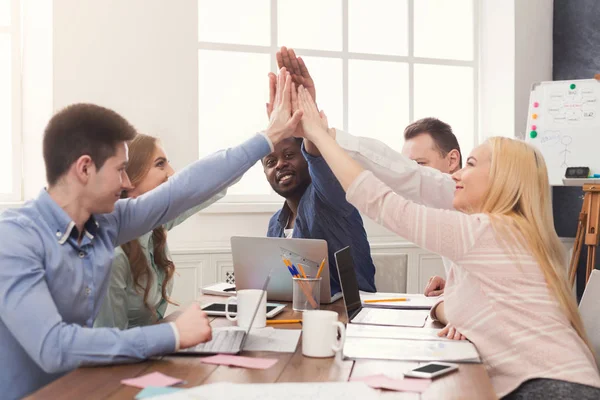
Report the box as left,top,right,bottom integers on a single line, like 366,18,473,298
231,236,343,303
335,246,428,328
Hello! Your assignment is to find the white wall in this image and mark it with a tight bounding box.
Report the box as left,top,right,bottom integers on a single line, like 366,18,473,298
22,0,53,200
479,0,515,139
53,0,199,170
514,0,553,138
479,0,553,141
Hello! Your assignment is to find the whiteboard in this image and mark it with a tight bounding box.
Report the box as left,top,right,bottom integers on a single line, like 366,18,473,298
525,79,600,185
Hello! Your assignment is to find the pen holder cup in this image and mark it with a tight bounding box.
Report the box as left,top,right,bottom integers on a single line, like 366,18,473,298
292,277,321,311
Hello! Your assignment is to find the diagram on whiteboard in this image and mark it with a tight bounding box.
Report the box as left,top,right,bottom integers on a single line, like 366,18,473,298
525,79,600,185
560,135,572,167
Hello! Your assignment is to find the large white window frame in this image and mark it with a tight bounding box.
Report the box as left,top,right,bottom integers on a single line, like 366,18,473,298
198,0,479,208
0,0,22,202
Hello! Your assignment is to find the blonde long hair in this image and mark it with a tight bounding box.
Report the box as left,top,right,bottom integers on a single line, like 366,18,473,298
481,137,593,355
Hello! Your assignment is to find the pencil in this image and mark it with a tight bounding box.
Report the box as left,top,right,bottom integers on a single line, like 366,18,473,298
297,263,307,278
363,298,408,303
266,319,302,325
315,258,326,278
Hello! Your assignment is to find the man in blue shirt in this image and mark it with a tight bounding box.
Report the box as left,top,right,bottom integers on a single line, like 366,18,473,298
264,76,377,294
0,70,302,399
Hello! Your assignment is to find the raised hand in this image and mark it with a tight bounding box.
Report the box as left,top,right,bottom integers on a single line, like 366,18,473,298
265,67,303,145
296,85,329,142
277,47,316,102
266,72,277,118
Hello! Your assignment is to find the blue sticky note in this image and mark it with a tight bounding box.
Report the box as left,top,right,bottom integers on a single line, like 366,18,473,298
135,386,184,399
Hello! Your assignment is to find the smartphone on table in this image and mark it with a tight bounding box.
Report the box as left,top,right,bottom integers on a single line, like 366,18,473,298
404,362,458,379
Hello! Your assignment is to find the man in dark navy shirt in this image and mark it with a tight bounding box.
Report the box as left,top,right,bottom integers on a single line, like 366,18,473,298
262,134,376,293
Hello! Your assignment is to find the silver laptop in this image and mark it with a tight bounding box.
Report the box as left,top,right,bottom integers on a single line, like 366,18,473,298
231,236,343,303
177,273,271,355
335,247,428,328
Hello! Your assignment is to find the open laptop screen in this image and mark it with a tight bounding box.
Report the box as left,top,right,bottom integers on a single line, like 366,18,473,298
334,246,362,319
238,272,271,350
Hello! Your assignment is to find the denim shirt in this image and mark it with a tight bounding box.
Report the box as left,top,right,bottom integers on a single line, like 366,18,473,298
0,133,271,400
267,145,376,294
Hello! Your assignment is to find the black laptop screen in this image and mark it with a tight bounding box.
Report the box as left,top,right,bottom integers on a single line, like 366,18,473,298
334,246,362,318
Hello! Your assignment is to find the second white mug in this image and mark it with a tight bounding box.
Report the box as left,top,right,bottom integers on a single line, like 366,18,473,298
224,289,267,329
302,310,345,358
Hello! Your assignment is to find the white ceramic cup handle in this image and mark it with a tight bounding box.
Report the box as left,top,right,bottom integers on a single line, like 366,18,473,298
331,321,346,353
225,297,238,321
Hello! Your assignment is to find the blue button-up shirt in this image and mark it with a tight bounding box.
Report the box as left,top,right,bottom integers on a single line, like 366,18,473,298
267,145,376,294
0,134,271,400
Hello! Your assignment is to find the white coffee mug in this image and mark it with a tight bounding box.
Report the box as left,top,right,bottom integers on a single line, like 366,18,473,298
225,289,267,329
302,310,346,358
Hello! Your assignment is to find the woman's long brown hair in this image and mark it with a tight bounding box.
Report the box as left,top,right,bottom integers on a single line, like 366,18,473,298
120,134,178,318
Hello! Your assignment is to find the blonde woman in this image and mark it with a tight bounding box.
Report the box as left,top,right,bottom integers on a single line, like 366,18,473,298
295,85,600,399
94,134,225,329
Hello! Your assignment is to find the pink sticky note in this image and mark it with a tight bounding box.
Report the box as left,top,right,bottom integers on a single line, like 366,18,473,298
351,374,431,393
121,372,184,389
200,354,278,370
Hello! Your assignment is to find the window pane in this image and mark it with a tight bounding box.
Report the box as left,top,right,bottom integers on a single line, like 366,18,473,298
349,0,408,56
348,60,409,150
278,0,342,51
198,0,270,46
414,0,473,61
414,64,474,155
0,34,12,193
297,56,343,130
198,50,271,195
0,0,9,27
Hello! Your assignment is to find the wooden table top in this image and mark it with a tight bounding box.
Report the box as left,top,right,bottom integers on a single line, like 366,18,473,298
27,296,497,399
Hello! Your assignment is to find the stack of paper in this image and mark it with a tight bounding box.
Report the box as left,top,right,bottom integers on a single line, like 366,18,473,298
346,323,450,341
352,308,429,327
343,336,481,363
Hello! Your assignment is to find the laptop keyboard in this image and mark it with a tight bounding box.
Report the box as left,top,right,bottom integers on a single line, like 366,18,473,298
184,329,245,353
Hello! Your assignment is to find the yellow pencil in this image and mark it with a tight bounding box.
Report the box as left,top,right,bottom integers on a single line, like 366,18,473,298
266,319,302,325
315,258,326,278
297,263,307,278
363,298,408,303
